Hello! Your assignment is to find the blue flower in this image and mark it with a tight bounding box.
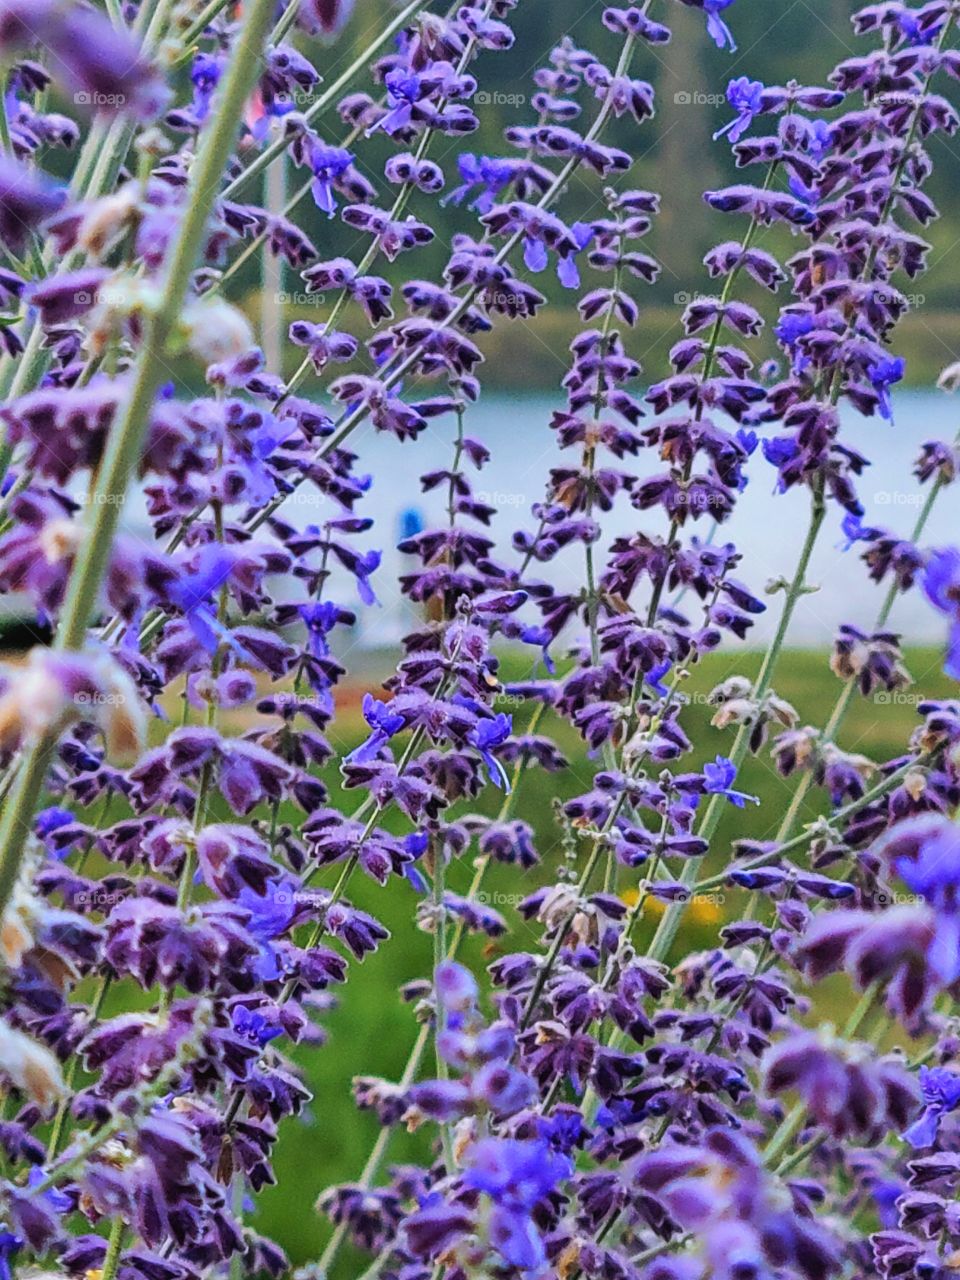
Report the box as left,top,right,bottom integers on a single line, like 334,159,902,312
463,1138,571,1272
236,879,298,981
309,143,354,217
761,436,797,468
775,311,815,374
355,549,382,605
368,69,421,136
868,356,906,422
402,830,429,893
26,1167,71,1215
520,624,555,673
34,806,76,856
347,692,406,764
557,222,593,289
713,77,763,143
923,548,960,678
169,545,237,655
703,755,758,808
840,514,881,552
470,713,512,789
702,0,738,50
233,1003,284,1048
443,154,513,214
645,660,672,698
298,601,342,658
902,1066,960,1148
190,52,221,124
894,819,960,910
0,1232,20,1280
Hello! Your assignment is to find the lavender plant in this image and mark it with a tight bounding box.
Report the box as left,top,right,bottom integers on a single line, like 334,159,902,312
0,0,957,1277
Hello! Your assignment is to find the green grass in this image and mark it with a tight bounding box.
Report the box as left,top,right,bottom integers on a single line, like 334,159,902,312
246,644,955,1268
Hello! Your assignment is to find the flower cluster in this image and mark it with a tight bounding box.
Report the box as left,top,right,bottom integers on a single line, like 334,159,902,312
0,1,957,1280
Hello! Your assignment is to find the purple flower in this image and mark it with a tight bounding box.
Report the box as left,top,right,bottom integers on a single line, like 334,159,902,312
0,156,63,257
923,548,960,678
463,1139,571,1271
714,77,764,143
703,755,758,808
297,0,355,36
347,693,406,764
308,143,354,216
681,0,739,50
869,356,906,421
902,1066,960,1148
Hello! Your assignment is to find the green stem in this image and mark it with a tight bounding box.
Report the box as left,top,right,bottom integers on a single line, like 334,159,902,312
221,0,429,201
47,974,112,1159
763,1100,807,1169
772,455,951,843
0,0,278,924
179,0,235,48
100,1215,126,1280
645,482,827,965
431,840,456,1173
691,753,927,895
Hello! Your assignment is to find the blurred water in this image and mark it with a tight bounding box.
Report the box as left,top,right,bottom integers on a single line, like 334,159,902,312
89,388,957,654
317,387,960,649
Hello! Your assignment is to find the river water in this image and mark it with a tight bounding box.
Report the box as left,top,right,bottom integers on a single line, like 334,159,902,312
304,387,960,650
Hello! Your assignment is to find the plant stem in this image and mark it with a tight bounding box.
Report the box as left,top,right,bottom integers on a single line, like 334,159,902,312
645,481,827,965
100,1216,126,1280
0,0,278,924
315,708,545,1276
431,839,456,1173
690,753,928,895
221,0,429,201
771,455,951,843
